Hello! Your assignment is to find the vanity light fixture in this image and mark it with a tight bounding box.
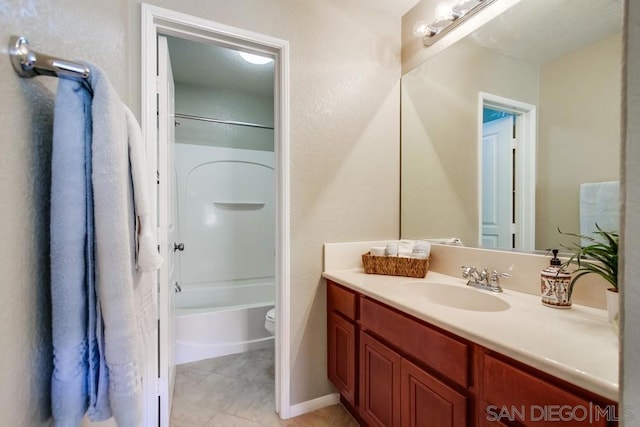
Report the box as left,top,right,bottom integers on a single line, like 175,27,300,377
417,0,498,47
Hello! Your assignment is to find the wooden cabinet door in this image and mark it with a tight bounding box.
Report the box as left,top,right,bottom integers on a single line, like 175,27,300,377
328,311,357,405
360,332,401,427
401,358,467,427
481,353,613,427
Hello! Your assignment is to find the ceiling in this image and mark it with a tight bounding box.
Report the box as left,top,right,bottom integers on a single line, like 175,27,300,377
167,36,275,98
347,0,421,16
469,0,623,65
166,1,420,98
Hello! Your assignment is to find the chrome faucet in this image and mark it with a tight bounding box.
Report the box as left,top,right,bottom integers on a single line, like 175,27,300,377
461,266,510,293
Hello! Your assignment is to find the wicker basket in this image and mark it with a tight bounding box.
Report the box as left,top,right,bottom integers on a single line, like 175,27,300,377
361,252,429,278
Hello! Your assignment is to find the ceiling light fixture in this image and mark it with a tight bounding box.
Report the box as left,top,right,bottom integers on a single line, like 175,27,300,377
238,51,273,65
416,0,497,47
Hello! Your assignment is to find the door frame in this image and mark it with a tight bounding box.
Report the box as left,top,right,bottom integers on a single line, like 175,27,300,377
477,92,537,251
141,3,292,423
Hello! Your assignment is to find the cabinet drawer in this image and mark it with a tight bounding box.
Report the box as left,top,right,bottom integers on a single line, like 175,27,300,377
360,297,470,387
327,280,357,320
482,353,611,427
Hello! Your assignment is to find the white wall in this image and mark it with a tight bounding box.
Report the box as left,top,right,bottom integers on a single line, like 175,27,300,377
174,82,274,151
537,34,621,250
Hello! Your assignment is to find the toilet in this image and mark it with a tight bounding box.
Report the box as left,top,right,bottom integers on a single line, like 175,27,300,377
264,308,276,335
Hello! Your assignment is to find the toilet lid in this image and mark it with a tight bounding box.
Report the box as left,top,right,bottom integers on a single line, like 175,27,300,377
266,308,276,321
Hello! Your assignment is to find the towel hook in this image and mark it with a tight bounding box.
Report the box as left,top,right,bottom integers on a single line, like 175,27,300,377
9,35,90,80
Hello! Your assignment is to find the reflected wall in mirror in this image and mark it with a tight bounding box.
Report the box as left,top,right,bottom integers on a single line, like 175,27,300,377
401,0,622,252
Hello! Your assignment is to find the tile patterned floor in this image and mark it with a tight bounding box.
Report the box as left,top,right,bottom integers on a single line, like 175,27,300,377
170,347,358,426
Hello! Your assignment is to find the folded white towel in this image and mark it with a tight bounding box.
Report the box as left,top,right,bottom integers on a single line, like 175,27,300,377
386,243,399,257
412,240,431,259
370,247,386,257
398,240,414,258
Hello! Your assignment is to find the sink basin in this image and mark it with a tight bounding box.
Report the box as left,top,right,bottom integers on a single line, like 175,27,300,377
400,281,511,312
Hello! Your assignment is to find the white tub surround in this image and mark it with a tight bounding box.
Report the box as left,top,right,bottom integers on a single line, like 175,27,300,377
172,144,276,365
323,242,619,402
175,280,275,364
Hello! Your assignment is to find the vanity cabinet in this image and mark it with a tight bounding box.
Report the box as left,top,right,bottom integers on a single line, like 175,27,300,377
325,279,617,427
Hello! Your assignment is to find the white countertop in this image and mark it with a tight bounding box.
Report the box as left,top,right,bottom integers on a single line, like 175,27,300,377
322,268,619,401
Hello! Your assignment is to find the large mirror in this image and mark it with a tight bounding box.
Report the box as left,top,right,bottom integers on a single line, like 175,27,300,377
401,0,623,252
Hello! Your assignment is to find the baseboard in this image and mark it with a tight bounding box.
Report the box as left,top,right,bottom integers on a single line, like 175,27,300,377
288,393,341,418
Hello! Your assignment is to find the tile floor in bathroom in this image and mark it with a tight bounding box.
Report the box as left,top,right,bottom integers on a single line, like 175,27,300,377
171,347,358,426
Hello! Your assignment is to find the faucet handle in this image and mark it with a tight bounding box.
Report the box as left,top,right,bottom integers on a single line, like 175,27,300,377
490,270,510,290
492,270,511,279
461,265,474,278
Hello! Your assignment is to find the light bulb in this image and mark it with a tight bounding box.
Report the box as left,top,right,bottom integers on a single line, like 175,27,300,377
239,51,273,65
412,20,428,36
435,3,454,22
452,0,481,17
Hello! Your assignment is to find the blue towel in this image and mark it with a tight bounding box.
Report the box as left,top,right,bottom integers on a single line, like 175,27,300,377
84,85,111,422
51,76,111,427
50,77,90,426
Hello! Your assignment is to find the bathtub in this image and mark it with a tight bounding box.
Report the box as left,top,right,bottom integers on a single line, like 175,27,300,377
175,279,275,365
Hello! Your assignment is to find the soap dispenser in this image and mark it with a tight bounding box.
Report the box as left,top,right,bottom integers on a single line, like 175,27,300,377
540,249,572,308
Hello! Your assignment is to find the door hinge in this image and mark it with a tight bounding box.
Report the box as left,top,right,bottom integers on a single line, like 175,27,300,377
511,138,518,150
156,378,162,397
156,170,160,184
156,76,160,95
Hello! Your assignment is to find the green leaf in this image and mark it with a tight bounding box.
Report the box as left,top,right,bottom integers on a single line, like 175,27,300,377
558,224,619,296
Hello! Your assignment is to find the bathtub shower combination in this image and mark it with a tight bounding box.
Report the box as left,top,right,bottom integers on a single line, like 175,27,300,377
174,143,275,365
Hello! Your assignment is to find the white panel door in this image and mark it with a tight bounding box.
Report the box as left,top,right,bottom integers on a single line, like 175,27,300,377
482,116,513,248
157,35,178,427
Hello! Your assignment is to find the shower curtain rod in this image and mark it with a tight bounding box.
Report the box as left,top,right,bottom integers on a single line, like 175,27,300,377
9,36,90,80
175,113,274,130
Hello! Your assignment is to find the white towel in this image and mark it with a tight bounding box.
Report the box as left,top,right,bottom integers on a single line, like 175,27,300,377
124,106,164,349
412,240,431,259
425,237,464,246
580,181,619,244
88,63,162,427
398,240,415,258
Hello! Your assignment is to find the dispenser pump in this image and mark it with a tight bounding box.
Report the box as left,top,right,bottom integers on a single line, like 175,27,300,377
541,248,572,308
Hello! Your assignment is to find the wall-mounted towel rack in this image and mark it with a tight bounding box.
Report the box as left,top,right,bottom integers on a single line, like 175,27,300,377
175,113,274,130
8,35,90,80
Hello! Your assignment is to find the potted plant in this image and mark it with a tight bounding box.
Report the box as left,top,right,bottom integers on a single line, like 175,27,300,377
559,225,619,322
